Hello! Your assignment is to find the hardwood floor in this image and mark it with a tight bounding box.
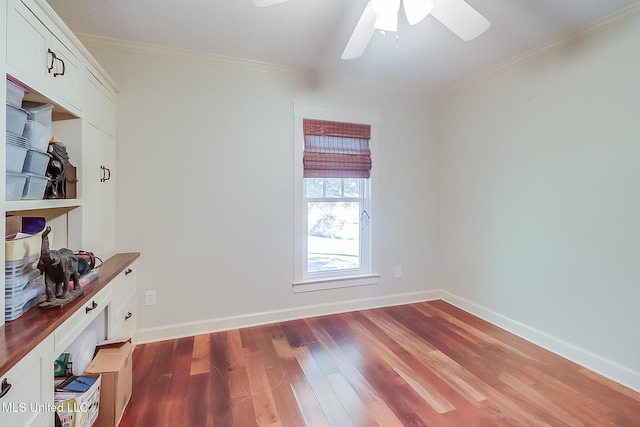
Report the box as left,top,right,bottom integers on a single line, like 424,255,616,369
119,301,640,426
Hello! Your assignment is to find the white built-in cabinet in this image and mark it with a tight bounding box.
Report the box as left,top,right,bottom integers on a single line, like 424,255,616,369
1,0,136,425
0,336,54,427
6,0,82,114
85,71,117,258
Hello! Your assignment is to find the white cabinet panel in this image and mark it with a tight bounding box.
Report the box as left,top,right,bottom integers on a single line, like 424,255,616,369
84,72,117,259
109,262,137,346
0,336,54,427
53,285,112,354
6,0,82,114
48,36,82,111
6,0,49,88
98,130,117,258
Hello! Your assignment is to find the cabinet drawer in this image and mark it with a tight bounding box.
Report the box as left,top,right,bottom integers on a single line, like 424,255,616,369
112,263,137,313
112,293,138,347
0,336,54,427
53,286,112,354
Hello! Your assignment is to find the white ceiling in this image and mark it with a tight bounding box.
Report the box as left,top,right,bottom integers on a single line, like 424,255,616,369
47,0,640,92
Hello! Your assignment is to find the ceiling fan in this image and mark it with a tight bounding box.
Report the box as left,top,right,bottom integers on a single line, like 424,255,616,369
251,0,491,60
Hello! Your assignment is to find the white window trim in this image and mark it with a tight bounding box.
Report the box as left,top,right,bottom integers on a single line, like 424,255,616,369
292,102,380,293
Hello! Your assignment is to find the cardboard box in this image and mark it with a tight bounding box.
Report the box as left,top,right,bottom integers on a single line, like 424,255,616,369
55,374,101,427
65,163,78,199
86,340,133,427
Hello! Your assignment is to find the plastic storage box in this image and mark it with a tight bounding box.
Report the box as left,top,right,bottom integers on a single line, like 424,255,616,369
21,102,54,128
5,253,40,279
5,229,45,261
6,77,29,108
5,269,42,297
5,290,46,321
6,103,28,135
6,140,28,173
22,148,51,175
6,172,27,201
22,173,49,199
22,120,51,152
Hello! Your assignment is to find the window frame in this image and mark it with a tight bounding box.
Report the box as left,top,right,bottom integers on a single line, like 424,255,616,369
293,103,380,293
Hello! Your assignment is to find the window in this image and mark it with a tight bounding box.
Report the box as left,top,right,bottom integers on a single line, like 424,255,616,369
293,103,380,293
305,177,369,275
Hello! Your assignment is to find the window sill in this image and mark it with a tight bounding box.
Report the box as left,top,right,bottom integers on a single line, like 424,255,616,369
292,274,380,293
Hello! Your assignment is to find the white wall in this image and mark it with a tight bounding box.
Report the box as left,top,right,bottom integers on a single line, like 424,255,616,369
84,42,441,340
439,13,640,389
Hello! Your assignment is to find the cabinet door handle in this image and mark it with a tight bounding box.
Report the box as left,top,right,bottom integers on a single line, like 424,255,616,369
125,312,133,321
0,378,12,399
125,268,133,276
85,301,98,313
100,166,111,182
53,56,66,77
47,48,56,73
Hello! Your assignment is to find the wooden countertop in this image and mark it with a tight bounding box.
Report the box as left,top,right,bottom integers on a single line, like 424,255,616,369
0,252,140,377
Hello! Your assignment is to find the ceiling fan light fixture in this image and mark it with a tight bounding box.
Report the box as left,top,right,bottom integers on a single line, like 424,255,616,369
372,0,401,32
403,0,434,25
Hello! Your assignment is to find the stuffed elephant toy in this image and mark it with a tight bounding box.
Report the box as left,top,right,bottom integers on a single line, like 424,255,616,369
37,226,80,302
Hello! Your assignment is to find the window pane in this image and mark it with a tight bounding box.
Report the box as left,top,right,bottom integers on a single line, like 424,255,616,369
343,178,360,197
305,178,324,198
325,178,342,197
307,201,361,273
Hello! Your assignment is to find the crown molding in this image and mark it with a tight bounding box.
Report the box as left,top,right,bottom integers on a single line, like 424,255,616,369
440,1,640,95
77,34,436,96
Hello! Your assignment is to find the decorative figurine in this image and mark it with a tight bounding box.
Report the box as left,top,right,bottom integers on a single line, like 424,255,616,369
38,226,83,307
45,139,74,199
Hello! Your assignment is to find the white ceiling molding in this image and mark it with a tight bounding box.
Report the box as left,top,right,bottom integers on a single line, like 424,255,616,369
441,1,640,95
78,34,437,95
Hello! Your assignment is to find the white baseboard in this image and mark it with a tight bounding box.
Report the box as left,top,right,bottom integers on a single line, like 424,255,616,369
441,290,640,393
137,289,442,344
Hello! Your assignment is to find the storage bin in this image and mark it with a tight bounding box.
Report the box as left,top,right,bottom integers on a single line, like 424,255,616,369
23,120,51,152
5,253,40,279
22,173,50,200
6,103,29,135
22,148,51,176
6,77,29,108
6,141,28,173
5,270,42,297
5,229,45,261
6,172,27,201
7,132,28,147
22,102,54,128
6,279,44,310
5,292,45,321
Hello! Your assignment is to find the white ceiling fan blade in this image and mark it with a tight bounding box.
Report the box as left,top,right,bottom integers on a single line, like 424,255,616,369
403,0,434,25
252,0,290,7
341,2,377,60
431,0,490,41
372,0,400,32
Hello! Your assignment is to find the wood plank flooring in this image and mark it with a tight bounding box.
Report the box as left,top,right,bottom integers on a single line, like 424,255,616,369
119,301,640,426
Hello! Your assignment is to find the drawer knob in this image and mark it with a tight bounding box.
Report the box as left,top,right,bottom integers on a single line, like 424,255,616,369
85,301,98,313
0,378,12,399
125,268,133,276
125,312,133,321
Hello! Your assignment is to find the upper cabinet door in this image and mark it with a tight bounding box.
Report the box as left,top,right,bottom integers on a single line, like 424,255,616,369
49,36,82,111
6,0,83,115
6,0,50,89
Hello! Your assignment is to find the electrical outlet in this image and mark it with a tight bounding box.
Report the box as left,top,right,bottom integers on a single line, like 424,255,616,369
144,290,156,306
395,266,402,278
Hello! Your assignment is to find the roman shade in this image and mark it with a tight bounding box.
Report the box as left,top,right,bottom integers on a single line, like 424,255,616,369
303,119,372,178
